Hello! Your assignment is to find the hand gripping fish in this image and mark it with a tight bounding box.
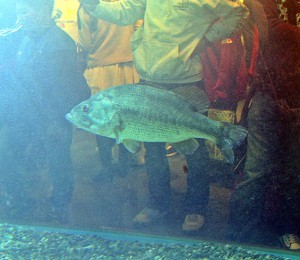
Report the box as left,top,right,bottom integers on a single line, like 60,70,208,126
66,84,247,163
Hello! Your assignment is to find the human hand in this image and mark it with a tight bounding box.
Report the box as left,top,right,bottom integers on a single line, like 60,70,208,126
81,0,99,12
199,36,211,52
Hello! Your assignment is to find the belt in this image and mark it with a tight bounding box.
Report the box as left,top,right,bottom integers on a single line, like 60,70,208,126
139,80,204,89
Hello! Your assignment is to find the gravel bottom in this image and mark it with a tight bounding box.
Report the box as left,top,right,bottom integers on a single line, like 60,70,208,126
0,224,298,260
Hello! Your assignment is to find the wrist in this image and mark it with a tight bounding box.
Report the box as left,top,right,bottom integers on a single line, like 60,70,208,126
81,0,99,12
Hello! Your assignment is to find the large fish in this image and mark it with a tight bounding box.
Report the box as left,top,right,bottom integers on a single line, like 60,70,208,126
66,84,247,163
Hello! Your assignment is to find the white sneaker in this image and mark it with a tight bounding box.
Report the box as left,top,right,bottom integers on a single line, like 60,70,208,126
280,234,300,250
132,207,167,226
182,214,205,231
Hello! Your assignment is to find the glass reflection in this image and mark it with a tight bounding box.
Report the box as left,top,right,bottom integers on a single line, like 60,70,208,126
0,0,299,257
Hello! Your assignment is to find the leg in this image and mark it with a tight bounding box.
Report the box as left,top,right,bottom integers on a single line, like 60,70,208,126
46,121,74,223
96,135,116,168
182,139,211,231
227,92,283,242
132,142,171,226
273,122,300,237
185,139,211,216
95,135,121,180
118,143,132,176
144,142,171,211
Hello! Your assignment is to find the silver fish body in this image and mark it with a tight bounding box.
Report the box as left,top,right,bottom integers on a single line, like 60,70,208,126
66,84,247,163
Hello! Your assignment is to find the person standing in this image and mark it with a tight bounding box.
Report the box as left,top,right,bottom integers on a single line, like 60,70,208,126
10,0,90,223
82,0,248,231
77,1,139,179
227,0,300,250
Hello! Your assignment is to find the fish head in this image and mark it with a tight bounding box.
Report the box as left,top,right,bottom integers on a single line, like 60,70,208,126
66,93,118,138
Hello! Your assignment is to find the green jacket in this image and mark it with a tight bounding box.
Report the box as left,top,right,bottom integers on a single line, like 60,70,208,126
90,0,248,84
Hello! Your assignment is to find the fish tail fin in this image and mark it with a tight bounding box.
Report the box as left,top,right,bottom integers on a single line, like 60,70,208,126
217,122,247,164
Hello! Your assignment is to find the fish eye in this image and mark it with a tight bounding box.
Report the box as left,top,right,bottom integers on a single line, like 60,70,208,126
82,104,89,112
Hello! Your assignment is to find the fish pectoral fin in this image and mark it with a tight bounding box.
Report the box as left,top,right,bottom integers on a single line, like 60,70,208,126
122,140,141,153
113,124,124,144
171,139,199,155
114,132,122,144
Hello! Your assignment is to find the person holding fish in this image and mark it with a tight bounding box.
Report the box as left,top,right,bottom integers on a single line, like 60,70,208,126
76,0,248,231
77,1,140,180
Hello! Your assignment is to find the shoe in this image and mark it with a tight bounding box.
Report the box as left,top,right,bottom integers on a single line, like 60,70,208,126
132,207,167,226
182,214,205,231
280,234,300,250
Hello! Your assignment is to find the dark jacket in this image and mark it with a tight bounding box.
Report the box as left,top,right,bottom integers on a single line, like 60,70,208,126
15,22,90,124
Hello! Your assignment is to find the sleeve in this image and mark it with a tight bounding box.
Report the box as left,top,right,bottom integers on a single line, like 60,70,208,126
77,7,92,52
89,0,146,26
204,0,249,42
44,35,90,119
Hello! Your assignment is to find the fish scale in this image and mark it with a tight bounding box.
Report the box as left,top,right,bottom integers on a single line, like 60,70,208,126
66,84,247,163
116,98,201,142
111,86,211,140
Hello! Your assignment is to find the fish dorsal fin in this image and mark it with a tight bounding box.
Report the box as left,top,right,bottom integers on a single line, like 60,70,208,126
171,139,199,155
122,139,141,153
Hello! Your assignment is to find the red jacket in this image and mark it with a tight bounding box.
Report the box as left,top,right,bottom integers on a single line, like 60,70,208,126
201,32,248,106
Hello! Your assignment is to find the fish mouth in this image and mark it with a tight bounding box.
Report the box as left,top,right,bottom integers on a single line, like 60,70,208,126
65,112,112,137
65,113,74,123
65,112,93,130
65,113,86,126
